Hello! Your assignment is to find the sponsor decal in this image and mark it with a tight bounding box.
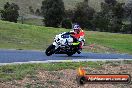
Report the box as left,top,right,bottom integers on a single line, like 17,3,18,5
76,67,131,85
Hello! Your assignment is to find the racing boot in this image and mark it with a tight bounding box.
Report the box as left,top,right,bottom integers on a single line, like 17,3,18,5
77,42,82,54
77,48,82,54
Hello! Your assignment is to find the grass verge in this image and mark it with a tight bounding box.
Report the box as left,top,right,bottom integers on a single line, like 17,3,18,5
0,61,103,81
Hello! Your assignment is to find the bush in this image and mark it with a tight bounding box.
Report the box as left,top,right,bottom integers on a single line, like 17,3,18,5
122,24,132,34
72,0,95,29
0,2,19,23
41,0,65,27
92,13,109,32
61,19,72,29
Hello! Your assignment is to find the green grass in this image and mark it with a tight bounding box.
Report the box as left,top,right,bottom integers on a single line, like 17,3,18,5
18,18,43,26
86,31,132,54
0,61,103,81
0,20,132,54
0,20,69,50
0,60,131,81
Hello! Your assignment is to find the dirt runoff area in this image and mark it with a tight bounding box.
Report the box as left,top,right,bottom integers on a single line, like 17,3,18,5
0,63,132,88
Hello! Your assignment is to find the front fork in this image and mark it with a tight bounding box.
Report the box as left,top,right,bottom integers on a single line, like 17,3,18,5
53,42,59,49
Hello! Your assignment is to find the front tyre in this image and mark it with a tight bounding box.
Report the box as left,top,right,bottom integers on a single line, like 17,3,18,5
45,44,55,56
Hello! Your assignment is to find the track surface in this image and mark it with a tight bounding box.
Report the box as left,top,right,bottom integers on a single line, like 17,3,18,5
0,49,132,65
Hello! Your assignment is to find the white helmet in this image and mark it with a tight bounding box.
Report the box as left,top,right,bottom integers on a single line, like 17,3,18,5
73,24,80,30
73,24,81,34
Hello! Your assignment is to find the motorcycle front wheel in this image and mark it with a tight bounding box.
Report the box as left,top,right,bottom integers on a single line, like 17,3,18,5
45,44,55,56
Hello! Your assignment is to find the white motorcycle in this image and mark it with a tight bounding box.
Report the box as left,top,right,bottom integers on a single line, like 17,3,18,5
45,32,85,56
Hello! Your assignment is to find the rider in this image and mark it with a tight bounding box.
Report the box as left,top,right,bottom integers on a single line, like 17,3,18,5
70,24,85,54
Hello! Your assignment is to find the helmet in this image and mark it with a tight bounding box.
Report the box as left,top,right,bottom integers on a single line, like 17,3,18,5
73,24,81,33
73,24,80,30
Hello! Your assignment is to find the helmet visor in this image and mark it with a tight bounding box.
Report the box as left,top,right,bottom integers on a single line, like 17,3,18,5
74,29,80,33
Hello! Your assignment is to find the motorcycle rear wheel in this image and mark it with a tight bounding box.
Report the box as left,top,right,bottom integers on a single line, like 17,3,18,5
67,52,74,56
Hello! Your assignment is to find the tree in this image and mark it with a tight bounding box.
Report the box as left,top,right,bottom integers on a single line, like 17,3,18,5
112,3,124,19
35,9,41,16
92,12,110,32
105,0,117,6
124,1,132,33
65,9,74,20
4,2,10,9
72,0,95,29
29,6,34,14
41,0,65,27
61,18,72,29
93,0,125,33
0,2,19,23
110,3,124,33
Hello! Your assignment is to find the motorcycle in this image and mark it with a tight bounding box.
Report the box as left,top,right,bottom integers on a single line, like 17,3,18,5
45,32,85,56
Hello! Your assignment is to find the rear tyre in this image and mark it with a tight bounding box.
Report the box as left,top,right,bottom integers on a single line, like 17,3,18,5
67,52,74,56
45,44,55,56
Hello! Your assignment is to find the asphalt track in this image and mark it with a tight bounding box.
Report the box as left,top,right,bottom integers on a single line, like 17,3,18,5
0,49,132,65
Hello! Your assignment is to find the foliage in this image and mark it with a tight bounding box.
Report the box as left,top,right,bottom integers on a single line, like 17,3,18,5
0,2,19,23
41,0,65,27
105,0,117,6
61,18,72,29
92,0,125,33
35,9,41,16
65,9,74,20
72,0,95,29
124,1,132,33
29,6,34,14
92,12,109,32
122,24,132,34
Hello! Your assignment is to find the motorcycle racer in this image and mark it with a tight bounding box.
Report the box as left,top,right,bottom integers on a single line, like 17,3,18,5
70,24,85,54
